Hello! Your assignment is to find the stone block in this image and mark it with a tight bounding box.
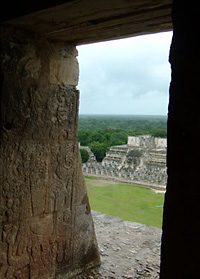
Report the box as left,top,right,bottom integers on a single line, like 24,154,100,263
50,43,79,86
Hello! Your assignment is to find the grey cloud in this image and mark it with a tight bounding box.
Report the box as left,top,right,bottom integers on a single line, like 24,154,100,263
77,31,172,115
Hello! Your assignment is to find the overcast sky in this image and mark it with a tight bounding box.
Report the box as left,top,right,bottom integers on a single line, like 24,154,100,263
77,31,173,116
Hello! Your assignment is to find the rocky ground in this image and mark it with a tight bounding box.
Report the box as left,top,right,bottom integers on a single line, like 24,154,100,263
76,211,162,279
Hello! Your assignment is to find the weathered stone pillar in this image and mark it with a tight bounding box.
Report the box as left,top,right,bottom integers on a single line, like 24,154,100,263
160,1,200,278
0,28,100,279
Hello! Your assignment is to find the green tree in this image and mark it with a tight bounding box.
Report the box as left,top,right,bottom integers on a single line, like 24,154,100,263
152,129,167,138
80,149,89,163
89,142,106,162
78,115,167,156
78,130,90,146
102,132,111,142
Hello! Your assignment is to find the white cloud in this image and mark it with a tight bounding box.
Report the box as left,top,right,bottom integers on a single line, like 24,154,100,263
77,31,173,115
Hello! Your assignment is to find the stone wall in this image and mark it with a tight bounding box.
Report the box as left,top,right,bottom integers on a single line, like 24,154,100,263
128,135,167,149
0,28,100,279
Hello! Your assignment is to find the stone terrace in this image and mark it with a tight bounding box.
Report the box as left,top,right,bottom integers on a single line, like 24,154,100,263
82,136,167,191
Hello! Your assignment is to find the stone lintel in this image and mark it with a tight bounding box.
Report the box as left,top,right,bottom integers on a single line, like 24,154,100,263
2,0,172,45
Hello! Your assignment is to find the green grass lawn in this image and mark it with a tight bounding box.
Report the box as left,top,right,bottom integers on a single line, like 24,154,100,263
85,177,165,228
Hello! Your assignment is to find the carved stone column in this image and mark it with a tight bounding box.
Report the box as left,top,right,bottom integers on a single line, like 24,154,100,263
0,28,100,279
160,1,200,278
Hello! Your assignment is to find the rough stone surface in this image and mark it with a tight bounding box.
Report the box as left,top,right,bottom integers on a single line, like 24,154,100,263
74,211,162,279
2,0,172,45
50,44,79,86
0,30,100,279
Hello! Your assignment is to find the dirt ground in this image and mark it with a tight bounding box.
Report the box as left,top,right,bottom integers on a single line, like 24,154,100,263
86,178,120,187
75,211,162,279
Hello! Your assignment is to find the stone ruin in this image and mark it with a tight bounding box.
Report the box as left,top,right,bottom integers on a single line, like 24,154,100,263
82,135,167,189
79,145,97,162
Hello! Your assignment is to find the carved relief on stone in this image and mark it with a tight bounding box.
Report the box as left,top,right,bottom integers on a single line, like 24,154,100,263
1,32,100,278
1,39,41,79
49,43,79,86
2,71,78,143
49,86,79,125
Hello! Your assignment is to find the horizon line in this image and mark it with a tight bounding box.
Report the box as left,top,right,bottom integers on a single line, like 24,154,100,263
79,113,167,116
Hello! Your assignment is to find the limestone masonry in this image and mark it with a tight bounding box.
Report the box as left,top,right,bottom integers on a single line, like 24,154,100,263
0,32,100,279
82,135,167,189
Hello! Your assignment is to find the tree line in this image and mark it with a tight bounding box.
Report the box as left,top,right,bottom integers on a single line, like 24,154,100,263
78,115,167,162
